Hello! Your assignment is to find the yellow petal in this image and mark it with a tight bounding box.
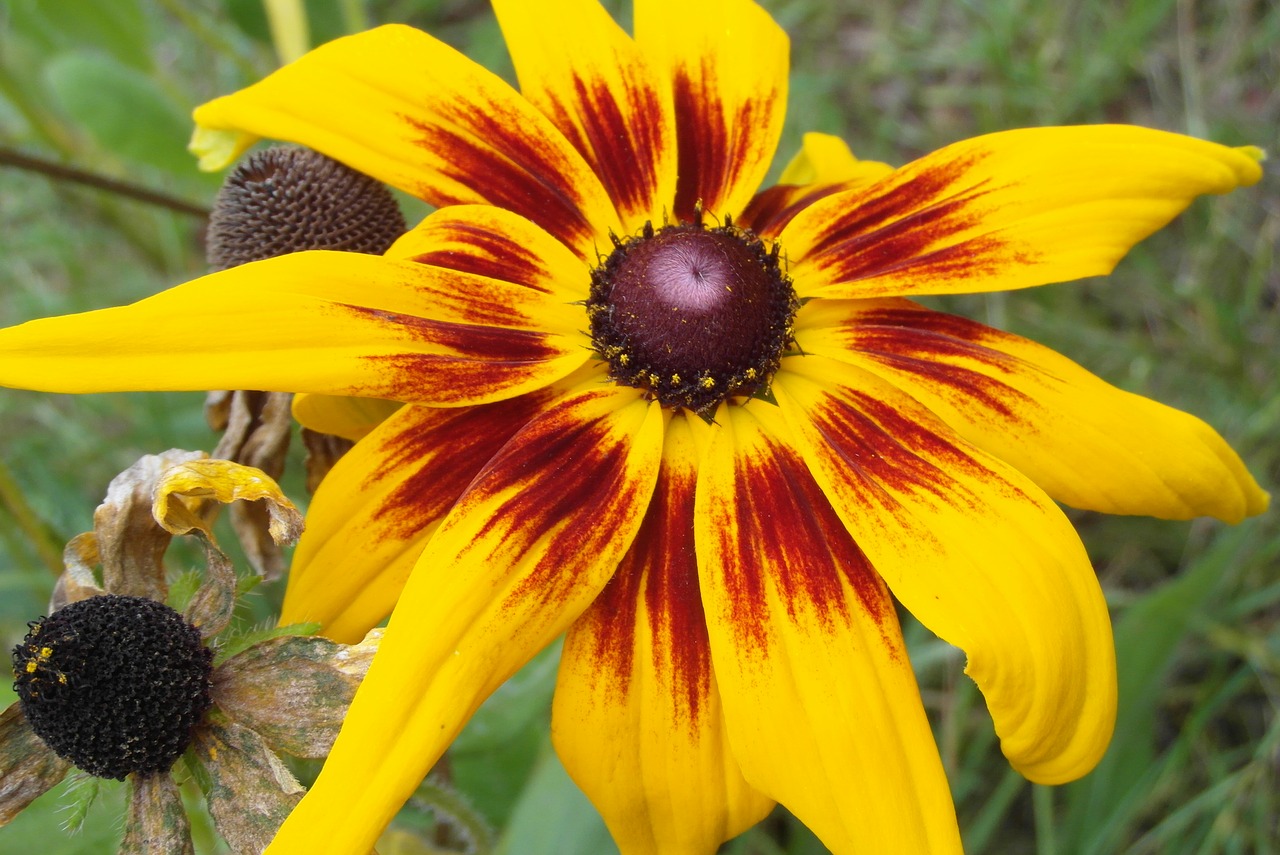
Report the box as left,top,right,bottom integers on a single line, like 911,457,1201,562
774,355,1117,784
782,125,1264,298
281,395,554,642
153,457,303,545
291,394,402,442
494,0,676,232
693,403,962,853
193,24,621,260
266,383,665,854
777,132,893,186
553,414,773,854
0,250,588,406
634,0,788,221
386,203,592,304
798,298,1268,521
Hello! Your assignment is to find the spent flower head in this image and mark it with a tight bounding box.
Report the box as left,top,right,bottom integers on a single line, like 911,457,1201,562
0,451,379,854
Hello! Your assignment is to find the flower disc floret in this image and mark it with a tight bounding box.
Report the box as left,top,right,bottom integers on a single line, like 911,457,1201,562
11,595,213,780
587,217,798,415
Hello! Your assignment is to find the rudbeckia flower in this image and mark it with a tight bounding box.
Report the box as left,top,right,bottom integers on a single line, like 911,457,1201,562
0,0,1267,851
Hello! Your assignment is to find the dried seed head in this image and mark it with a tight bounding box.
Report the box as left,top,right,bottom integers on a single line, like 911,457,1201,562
12,595,213,780
206,146,406,270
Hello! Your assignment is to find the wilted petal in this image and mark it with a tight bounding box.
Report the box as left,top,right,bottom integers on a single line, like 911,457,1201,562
0,704,71,825
121,774,193,855
212,631,381,759
188,721,304,855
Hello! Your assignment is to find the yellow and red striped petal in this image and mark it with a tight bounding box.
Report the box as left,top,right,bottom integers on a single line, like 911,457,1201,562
387,203,592,303
741,133,895,238
773,355,1116,784
693,403,962,853
634,0,788,222
798,298,1268,521
265,383,665,854
781,126,1264,299
191,25,621,260
494,0,676,232
281,395,553,643
553,414,773,854
0,250,588,405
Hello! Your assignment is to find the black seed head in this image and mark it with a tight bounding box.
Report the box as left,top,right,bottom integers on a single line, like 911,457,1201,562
12,595,213,780
206,146,407,270
587,219,798,415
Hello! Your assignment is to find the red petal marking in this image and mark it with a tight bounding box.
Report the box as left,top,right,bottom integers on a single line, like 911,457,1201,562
835,303,1035,421
739,183,850,238
710,431,892,653
339,304,572,403
797,152,1036,287
367,395,549,543
539,74,668,222
581,453,710,729
408,220,562,294
404,103,601,253
802,381,1033,511
442,390,657,618
671,69,770,222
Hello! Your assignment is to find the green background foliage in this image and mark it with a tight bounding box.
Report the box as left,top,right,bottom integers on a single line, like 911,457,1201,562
0,0,1275,852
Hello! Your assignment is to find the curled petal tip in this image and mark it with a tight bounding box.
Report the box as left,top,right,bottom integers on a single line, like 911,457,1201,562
189,125,255,172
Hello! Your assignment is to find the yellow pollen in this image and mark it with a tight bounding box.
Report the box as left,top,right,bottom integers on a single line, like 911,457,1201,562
700,377,716,389
25,661,37,673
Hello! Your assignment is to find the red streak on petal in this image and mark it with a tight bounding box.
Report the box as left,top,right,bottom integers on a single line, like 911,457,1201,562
410,221,559,293
368,396,547,543
845,307,1036,421
802,154,1037,286
403,105,598,252
713,435,892,652
544,74,666,220
585,457,710,729
739,183,848,238
339,304,562,358
439,393,653,623
805,387,1031,514
670,69,770,221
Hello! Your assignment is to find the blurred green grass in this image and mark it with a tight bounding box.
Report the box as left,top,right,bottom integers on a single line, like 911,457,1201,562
0,0,1276,853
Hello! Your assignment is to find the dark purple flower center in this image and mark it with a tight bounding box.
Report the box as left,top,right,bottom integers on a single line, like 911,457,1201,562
11,595,213,780
587,218,798,415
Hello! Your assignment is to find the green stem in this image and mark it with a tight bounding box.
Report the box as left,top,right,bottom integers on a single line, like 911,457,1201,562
409,774,496,855
1034,784,1058,855
0,458,64,578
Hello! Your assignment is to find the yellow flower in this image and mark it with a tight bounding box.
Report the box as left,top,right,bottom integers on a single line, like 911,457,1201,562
0,1,1267,852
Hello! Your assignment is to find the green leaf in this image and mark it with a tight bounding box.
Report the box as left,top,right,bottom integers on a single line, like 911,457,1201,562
6,0,152,70
494,745,617,855
43,51,195,179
